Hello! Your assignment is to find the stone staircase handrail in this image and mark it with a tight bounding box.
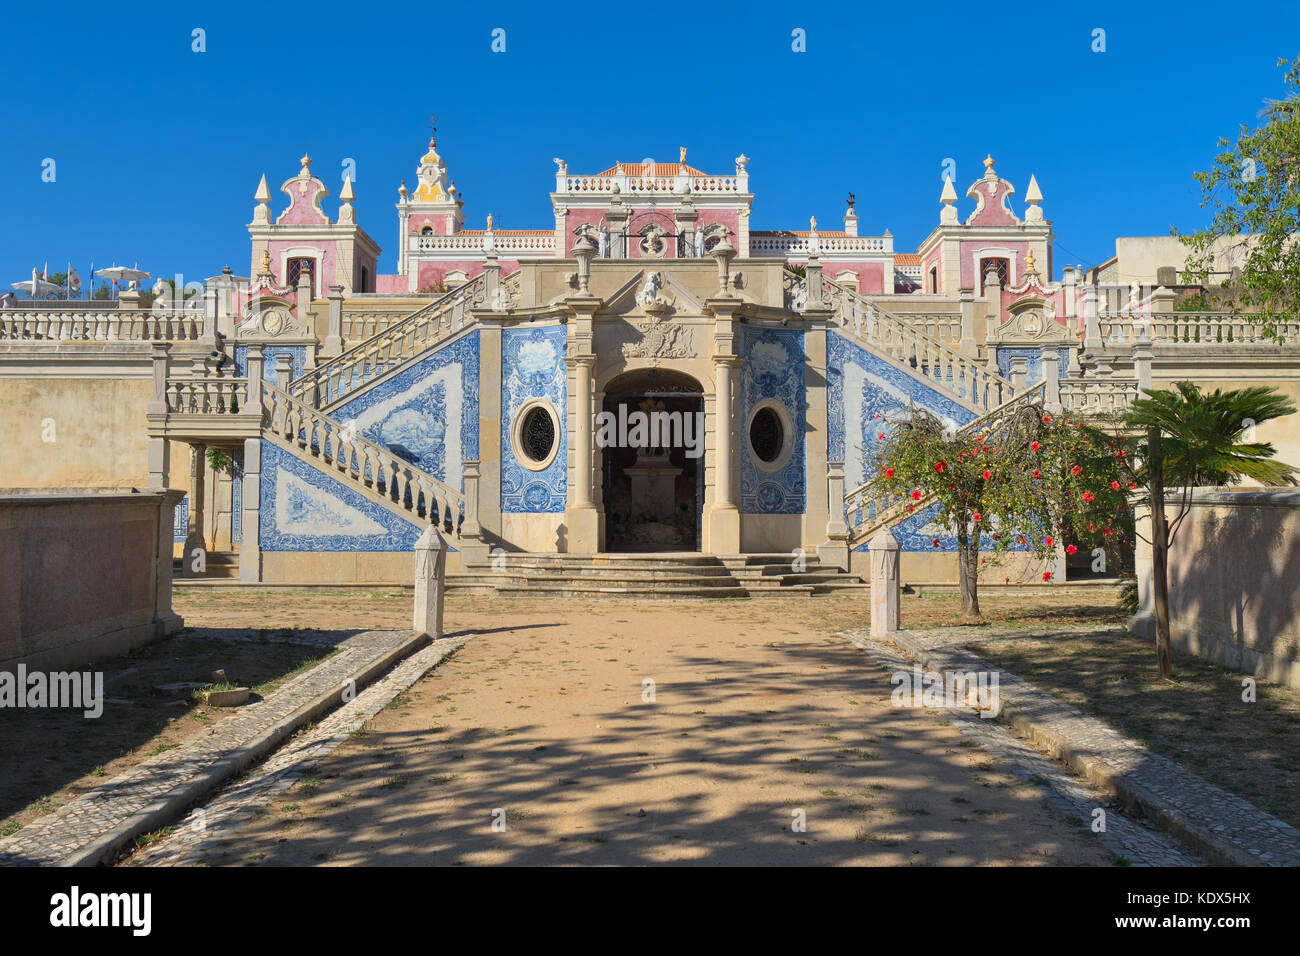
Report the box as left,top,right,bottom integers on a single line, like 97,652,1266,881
287,273,490,407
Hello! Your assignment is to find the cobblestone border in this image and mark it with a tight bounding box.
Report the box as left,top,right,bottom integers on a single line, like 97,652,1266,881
844,626,1300,867
127,633,471,866
0,628,436,867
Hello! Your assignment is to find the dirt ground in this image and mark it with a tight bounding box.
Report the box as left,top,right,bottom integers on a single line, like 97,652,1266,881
166,592,1118,866
0,631,332,835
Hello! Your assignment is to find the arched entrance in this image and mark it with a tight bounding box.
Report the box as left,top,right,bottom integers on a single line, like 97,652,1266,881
600,368,706,552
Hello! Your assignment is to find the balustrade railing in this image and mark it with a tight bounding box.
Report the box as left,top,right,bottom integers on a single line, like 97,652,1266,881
258,380,464,529
165,376,247,415
289,273,491,407
1098,312,1300,347
1058,377,1139,416
0,308,203,342
814,273,1017,414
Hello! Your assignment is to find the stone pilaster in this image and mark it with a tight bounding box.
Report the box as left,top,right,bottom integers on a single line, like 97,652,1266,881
238,437,262,583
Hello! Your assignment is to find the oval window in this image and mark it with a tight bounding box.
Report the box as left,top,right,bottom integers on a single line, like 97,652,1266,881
520,406,556,464
749,407,784,464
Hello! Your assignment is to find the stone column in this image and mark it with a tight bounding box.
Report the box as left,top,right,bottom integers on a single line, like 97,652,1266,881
708,354,742,553
414,524,447,638
959,287,978,354
239,437,262,583
324,285,345,357
154,489,186,636
1062,265,1078,320
274,353,293,392
200,288,219,348
183,443,207,577
1040,347,1062,412
1133,339,1153,395
1009,356,1029,393
869,528,901,636
1082,283,1103,353
243,344,265,419
296,270,312,319
818,461,850,570
564,338,601,552
146,343,171,490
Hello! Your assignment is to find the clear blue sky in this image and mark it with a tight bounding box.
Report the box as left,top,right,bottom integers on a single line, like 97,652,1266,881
3,0,1297,285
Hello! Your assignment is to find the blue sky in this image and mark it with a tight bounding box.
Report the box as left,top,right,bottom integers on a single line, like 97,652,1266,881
3,0,1297,285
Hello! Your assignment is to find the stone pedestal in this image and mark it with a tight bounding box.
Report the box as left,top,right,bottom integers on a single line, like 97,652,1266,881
414,524,447,638
869,529,901,636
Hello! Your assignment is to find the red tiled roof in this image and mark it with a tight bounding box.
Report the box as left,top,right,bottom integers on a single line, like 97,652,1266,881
895,253,921,265
596,161,708,177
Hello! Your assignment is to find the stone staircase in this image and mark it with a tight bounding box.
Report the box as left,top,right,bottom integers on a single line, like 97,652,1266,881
173,550,240,580
448,552,870,600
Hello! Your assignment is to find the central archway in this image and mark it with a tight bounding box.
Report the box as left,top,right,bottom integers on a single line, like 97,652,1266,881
600,368,706,552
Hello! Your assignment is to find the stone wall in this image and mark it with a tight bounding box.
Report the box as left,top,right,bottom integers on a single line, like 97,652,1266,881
1130,490,1300,687
0,489,184,672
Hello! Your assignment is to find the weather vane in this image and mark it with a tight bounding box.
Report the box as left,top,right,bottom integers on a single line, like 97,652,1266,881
429,114,438,136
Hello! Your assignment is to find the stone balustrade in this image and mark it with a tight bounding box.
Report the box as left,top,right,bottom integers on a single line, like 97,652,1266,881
165,375,248,415
1098,312,1300,347
291,273,489,407
751,234,888,255
258,379,466,530
1058,377,1140,415
559,173,742,194
817,274,1018,414
0,307,204,342
413,233,555,254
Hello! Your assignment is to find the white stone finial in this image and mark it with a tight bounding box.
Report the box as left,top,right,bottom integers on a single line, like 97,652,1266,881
339,176,355,203
1024,174,1044,222
254,174,271,204
940,177,957,205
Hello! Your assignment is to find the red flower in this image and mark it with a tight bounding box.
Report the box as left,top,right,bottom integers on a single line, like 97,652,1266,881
1043,571,1053,581
1071,465,1082,476
1128,482,1138,490
1045,536,1055,546
910,490,922,500
885,468,895,478
1111,481,1121,490
932,539,941,548
878,433,885,441
1043,415,1053,423
982,470,992,480
1030,441,1040,451
1032,469,1042,479
906,504,915,512
934,461,947,473
1066,544,1078,555
1117,450,1126,458
1082,491,1095,503
973,513,982,522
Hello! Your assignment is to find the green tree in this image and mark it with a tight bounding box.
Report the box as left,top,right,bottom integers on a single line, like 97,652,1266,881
871,403,1129,621
1117,383,1298,679
1177,56,1300,340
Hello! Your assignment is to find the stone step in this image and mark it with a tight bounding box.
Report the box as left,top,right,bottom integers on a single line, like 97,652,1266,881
491,583,748,600
172,551,240,579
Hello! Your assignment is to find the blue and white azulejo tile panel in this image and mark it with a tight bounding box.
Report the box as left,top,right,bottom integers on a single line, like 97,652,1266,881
739,326,806,515
501,326,568,514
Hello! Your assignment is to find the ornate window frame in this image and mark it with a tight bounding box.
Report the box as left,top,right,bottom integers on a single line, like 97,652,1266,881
746,399,794,473
511,399,561,472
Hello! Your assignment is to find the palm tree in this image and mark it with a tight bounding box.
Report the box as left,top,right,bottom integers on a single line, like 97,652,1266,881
1124,383,1298,679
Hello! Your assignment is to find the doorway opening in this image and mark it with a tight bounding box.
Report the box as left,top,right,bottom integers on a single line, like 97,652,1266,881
600,368,705,552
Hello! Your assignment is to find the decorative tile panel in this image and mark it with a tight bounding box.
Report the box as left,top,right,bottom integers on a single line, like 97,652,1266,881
739,327,805,514
501,326,568,513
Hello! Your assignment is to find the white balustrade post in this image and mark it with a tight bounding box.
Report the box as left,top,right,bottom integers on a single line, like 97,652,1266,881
869,529,901,636
414,524,447,638
1149,286,1176,315
959,287,978,355
1132,340,1153,396
274,353,293,392
200,288,219,347
818,461,850,570
1083,283,1103,352
243,345,265,419
324,285,345,357
1009,356,1029,393
1040,347,1062,413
